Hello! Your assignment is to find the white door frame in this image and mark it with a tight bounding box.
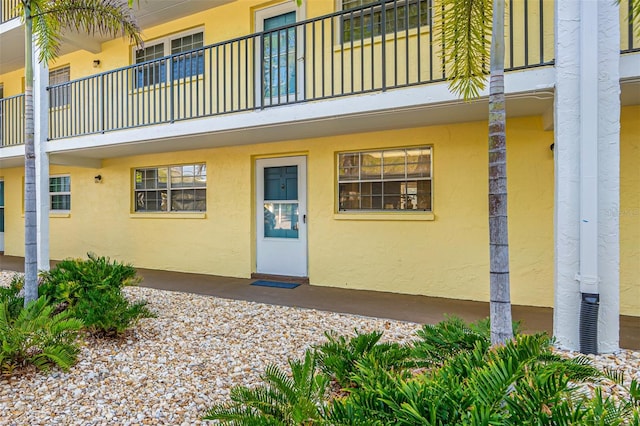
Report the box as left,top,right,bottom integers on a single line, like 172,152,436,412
256,156,308,277
254,1,305,107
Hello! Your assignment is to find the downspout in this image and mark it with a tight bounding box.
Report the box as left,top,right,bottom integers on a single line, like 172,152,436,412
577,0,599,355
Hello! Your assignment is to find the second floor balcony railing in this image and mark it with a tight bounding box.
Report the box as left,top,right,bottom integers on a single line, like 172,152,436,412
46,0,555,141
0,0,20,24
0,94,24,147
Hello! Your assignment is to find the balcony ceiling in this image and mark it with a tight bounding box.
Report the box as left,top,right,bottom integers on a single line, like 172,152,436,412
0,0,233,75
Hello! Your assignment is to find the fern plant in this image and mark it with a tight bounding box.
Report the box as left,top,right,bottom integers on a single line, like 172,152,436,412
316,330,412,388
39,252,140,304
0,296,83,374
203,350,330,425
38,253,154,336
411,315,521,368
0,274,25,320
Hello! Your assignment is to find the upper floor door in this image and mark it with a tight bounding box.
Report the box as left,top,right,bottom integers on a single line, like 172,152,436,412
255,2,305,107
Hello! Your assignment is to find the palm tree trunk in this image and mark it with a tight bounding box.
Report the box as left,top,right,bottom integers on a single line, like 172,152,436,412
23,0,38,305
488,0,513,345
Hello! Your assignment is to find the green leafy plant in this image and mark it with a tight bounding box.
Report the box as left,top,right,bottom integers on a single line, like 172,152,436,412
0,296,83,375
327,333,634,425
411,316,522,368
39,253,154,336
316,330,412,388
39,252,140,302
203,350,330,425
202,318,639,425
0,274,25,320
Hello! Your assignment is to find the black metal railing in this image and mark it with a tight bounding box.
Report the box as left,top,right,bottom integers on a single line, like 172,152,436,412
0,94,24,147
47,0,554,140
0,0,20,24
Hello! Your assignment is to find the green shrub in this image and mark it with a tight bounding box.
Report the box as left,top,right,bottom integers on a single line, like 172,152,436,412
203,350,330,425
39,252,140,303
0,274,25,320
39,253,154,336
326,333,614,425
316,330,413,388
0,296,83,375
204,318,639,425
411,316,522,368
73,286,154,337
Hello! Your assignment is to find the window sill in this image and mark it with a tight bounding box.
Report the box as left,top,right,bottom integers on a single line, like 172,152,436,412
334,212,434,221
50,212,71,218
130,212,206,219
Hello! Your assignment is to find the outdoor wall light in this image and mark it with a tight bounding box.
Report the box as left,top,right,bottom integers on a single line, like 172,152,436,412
92,59,101,68
94,175,102,183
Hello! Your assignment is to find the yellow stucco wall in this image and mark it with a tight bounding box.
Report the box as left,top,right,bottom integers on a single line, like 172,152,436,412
620,105,640,316
1,110,637,314
2,115,559,308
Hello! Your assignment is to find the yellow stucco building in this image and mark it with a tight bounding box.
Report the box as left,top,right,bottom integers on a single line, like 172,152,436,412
0,0,638,352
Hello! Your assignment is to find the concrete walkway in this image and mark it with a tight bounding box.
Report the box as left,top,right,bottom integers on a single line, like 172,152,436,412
1,254,638,349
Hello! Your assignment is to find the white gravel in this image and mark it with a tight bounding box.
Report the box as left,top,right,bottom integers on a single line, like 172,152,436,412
0,270,638,425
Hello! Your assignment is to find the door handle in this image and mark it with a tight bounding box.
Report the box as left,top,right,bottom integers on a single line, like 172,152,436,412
303,214,306,224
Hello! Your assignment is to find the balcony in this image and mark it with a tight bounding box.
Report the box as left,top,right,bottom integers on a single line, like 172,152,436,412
0,0,637,149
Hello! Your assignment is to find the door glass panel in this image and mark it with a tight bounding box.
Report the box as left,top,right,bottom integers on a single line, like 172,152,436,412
263,11,296,98
264,202,299,238
263,165,299,239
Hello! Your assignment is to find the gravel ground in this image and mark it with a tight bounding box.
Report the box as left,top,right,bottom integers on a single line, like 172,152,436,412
1,270,638,425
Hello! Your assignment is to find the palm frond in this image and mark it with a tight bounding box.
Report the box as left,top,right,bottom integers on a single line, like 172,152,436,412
434,0,493,100
28,0,142,64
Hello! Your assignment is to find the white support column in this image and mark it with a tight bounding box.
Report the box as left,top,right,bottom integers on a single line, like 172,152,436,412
33,49,50,272
554,0,620,353
595,0,621,354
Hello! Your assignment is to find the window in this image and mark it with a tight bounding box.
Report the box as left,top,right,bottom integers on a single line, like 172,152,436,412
50,175,71,211
49,66,70,107
134,30,204,87
341,0,430,42
171,32,205,80
338,147,432,211
135,43,166,87
134,164,206,212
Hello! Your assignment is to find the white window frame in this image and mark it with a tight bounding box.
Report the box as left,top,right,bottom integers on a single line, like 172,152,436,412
337,146,432,212
49,66,71,108
49,175,71,212
133,163,207,213
338,0,431,43
132,27,205,87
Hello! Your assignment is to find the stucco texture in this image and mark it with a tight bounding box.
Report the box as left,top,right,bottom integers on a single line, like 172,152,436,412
1,116,562,309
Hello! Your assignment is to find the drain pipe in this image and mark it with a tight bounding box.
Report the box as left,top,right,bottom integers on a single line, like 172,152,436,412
577,0,600,355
